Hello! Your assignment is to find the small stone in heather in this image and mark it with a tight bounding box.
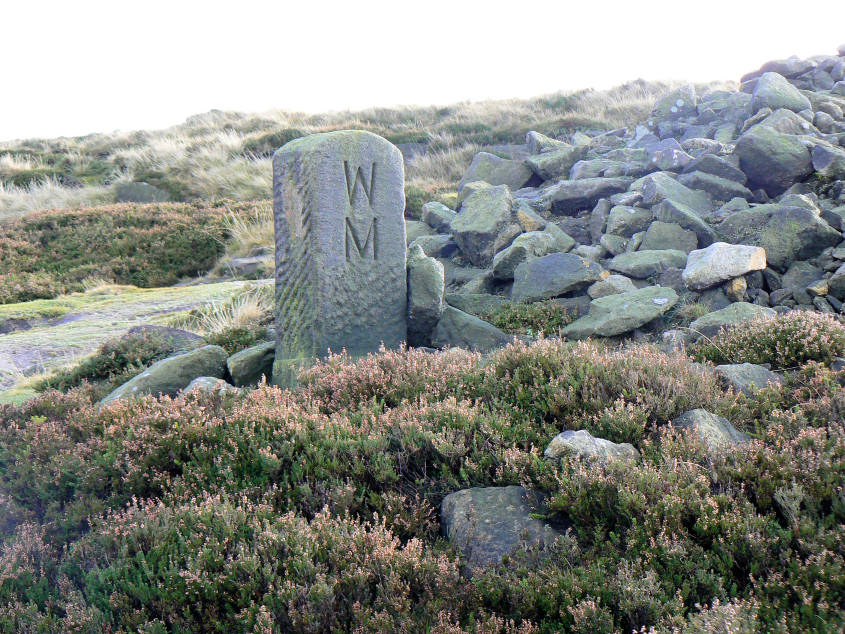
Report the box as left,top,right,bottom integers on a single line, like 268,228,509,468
715,363,783,396
544,429,640,464
672,409,749,453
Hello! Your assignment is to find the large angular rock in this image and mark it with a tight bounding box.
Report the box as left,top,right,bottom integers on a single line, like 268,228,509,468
672,409,749,453
421,201,456,232
682,242,767,290
561,285,678,339
811,144,845,180
458,152,534,191
441,486,562,575
512,252,604,302
272,130,407,385
493,230,560,281
677,171,753,202
652,198,717,246
227,341,275,387
409,234,457,258
640,221,698,253
829,264,845,300
539,177,632,215
544,429,640,463
525,145,588,180
751,72,812,114
652,84,698,119
587,274,637,299
639,172,712,212
689,302,776,338
407,244,445,347
682,154,747,184
605,205,652,238
734,126,813,196
715,363,783,396
526,131,569,154
101,345,228,405
431,306,512,352
450,185,517,267
608,250,688,279
718,205,841,271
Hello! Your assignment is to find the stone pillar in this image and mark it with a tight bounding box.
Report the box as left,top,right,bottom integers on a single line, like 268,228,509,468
272,130,407,385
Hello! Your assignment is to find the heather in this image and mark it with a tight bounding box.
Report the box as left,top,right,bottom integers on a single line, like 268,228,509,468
692,311,845,369
0,201,254,304
0,340,842,631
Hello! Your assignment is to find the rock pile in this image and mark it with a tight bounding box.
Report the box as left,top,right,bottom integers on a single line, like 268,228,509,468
407,47,845,350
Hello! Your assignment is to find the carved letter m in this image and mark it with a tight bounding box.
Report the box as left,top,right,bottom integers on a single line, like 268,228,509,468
345,217,377,260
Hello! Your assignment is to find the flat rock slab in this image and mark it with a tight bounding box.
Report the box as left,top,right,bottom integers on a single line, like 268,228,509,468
458,151,534,191
540,177,632,215
272,131,407,385
512,252,604,303
100,345,228,405
431,306,513,353
682,242,767,290
715,363,783,396
608,249,688,279
689,302,776,338
562,285,678,339
544,429,640,463
441,486,563,575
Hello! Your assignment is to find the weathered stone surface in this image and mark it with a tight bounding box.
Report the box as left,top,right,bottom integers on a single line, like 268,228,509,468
431,306,512,352
406,220,434,244
226,255,274,278
606,205,652,238
456,181,492,208
561,285,678,339
421,201,456,232
640,172,712,212
715,363,783,396
677,171,753,202
493,231,555,281
458,152,534,191
734,126,813,196
227,341,275,387
682,154,747,184
782,261,824,290
445,293,510,317
183,376,240,395
718,205,841,271
101,345,228,405
409,234,457,259
682,242,767,290
608,250,688,279
640,221,698,253
587,274,637,299
407,244,445,347
652,84,697,119
450,185,516,267
751,72,812,114
525,145,588,180
829,264,845,300
272,131,406,384
653,199,718,246
441,486,562,575
672,409,749,453
512,253,604,302
526,131,569,154
689,303,776,338
545,429,640,463
811,144,845,180
540,177,632,215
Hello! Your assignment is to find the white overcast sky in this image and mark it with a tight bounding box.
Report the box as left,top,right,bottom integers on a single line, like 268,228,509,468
1,0,844,142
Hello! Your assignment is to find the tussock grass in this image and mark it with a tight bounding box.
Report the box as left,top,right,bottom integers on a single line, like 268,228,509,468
170,283,273,336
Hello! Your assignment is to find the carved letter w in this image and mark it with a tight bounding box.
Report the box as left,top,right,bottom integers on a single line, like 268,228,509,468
344,161,376,206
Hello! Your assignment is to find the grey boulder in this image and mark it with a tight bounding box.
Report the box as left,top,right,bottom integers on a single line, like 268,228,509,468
715,363,783,396
689,303,776,338
431,306,512,353
682,242,767,290
734,126,812,196
608,250,688,279
226,341,276,387
407,244,446,347
512,252,604,302
458,152,534,191
544,429,640,463
672,409,749,453
562,285,678,339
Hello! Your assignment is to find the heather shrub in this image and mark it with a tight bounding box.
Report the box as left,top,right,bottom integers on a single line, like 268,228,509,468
471,339,734,445
34,331,182,395
0,201,241,303
692,311,845,369
300,345,481,412
483,300,574,336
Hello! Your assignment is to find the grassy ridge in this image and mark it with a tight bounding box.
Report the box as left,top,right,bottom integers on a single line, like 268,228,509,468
0,80,730,220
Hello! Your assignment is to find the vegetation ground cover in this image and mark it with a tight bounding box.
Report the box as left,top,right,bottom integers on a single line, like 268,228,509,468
0,314,842,632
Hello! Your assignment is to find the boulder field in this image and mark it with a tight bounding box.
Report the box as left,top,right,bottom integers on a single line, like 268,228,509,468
407,47,845,351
